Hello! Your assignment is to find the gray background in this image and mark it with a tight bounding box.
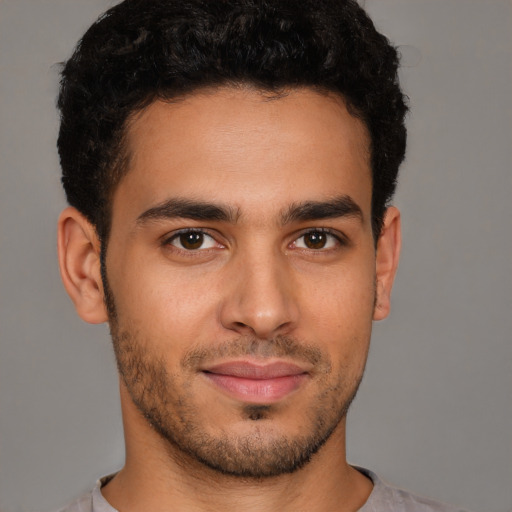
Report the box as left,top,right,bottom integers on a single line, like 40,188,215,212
0,1,511,511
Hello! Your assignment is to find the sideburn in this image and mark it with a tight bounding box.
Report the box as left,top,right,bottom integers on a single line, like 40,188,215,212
99,241,118,325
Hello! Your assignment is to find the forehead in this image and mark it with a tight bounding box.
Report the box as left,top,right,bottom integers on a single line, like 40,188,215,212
115,87,372,224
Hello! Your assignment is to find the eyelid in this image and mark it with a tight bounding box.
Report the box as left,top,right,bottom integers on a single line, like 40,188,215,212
160,226,348,253
162,228,225,251
290,227,348,250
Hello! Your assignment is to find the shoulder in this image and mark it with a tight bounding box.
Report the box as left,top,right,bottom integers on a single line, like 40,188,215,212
54,492,93,512
53,475,117,512
356,467,473,512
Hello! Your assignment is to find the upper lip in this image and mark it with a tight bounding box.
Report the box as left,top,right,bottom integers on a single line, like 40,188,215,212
202,360,309,380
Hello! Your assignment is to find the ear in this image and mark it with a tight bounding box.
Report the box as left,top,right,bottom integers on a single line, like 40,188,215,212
57,207,108,324
373,206,401,321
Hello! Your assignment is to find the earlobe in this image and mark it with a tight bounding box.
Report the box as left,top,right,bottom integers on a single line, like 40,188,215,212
57,207,108,324
373,206,401,321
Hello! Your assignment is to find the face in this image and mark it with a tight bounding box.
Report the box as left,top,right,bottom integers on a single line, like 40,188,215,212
105,87,379,477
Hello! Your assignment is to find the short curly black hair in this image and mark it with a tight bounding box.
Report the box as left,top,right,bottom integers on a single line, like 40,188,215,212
57,0,407,243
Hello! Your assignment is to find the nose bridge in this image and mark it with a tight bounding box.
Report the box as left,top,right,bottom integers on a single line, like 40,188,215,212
220,242,298,338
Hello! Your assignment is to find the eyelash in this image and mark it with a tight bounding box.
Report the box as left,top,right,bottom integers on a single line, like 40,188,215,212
291,228,347,252
162,227,348,255
163,228,222,253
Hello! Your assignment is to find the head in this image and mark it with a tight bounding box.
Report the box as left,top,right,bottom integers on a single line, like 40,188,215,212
57,0,405,479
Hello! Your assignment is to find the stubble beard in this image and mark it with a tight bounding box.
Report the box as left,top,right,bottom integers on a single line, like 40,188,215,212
103,277,365,479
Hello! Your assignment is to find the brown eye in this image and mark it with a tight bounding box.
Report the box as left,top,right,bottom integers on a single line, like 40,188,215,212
294,230,340,250
179,232,204,250
303,231,328,249
168,231,218,251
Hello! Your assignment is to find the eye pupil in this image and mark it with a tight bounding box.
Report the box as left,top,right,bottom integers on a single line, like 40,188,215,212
304,232,327,249
180,232,204,250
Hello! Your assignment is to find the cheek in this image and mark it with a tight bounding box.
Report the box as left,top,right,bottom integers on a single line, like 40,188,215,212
300,254,376,322
108,255,220,346
299,259,375,364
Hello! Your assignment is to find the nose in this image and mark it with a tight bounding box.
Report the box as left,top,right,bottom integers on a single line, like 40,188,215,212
219,250,299,339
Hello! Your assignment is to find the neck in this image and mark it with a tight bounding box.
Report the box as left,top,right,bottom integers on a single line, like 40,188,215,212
102,383,372,512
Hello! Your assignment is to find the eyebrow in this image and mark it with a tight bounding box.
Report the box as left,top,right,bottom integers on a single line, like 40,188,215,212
136,195,363,226
136,198,239,224
280,195,363,224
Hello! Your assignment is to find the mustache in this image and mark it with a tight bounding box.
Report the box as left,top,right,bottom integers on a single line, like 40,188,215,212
181,335,331,373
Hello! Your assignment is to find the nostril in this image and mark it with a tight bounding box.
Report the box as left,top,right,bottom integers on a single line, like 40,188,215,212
232,321,250,329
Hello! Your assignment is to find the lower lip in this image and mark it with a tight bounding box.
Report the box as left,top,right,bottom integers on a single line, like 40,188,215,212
203,373,308,403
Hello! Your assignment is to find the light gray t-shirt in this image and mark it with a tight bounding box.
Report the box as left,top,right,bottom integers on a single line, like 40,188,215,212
57,467,471,512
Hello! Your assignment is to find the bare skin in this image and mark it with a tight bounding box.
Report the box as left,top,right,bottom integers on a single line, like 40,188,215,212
58,86,401,512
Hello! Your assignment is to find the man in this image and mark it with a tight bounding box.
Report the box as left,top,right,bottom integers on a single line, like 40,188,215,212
55,1,468,511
